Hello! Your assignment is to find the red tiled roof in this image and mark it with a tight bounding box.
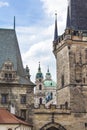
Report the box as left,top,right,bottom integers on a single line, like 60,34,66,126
0,108,32,127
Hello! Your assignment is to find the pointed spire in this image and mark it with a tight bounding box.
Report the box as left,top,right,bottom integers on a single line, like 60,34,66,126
54,11,58,41
47,66,49,73
45,66,51,80
14,16,16,30
36,62,43,79
66,5,71,29
38,62,41,72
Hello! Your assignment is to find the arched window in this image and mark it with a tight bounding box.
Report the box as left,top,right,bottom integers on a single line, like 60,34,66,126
39,98,42,104
65,102,68,109
39,84,42,90
8,128,12,130
50,92,53,100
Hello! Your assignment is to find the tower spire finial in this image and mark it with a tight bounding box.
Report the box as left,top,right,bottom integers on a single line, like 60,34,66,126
47,65,49,73
14,16,16,30
38,62,41,72
54,11,58,41
66,5,71,29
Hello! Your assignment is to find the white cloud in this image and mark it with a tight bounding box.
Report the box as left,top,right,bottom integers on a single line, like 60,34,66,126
22,41,55,82
40,0,67,16
40,0,68,34
16,0,68,82
0,1,9,7
16,25,56,82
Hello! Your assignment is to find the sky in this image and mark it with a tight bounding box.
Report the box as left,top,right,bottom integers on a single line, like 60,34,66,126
0,0,68,82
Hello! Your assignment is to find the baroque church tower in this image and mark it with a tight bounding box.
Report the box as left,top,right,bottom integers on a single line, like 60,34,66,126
53,0,87,112
34,63,57,107
34,63,45,107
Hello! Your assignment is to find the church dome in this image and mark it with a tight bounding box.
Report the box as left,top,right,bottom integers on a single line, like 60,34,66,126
44,80,56,87
36,72,43,79
36,63,43,79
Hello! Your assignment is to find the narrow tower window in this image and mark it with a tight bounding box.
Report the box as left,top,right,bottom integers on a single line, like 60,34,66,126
39,84,42,90
85,49,87,59
83,78,85,84
39,98,42,104
61,75,64,87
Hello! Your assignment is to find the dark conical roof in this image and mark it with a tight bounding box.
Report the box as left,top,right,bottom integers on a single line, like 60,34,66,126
67,0,87,30
0,28,35,86
0,29,24,76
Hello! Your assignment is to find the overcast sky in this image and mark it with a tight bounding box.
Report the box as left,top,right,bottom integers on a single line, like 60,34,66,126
0,0,68,82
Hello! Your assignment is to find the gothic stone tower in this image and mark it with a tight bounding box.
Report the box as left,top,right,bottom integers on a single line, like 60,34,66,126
53,0,87,113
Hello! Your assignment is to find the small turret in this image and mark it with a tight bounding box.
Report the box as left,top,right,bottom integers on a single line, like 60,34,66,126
14,16,16,30
25,65,31,80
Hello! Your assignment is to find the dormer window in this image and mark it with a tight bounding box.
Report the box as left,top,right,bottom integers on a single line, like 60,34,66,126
4,73,12,80
9,74,12,79
5,65,12,70
0,60,18,82
5,73,8,78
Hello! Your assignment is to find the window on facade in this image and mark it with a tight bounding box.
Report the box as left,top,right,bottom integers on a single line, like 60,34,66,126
85,49,87,59
85,123,87,127
85,49,87,61
20,95,26,104
39,84,42,90
1,94,8,104
5,73,8,78
39,79,41,82
61,75,64,87
39,98,42,104
21,109,26,119
8,128,12,130
4,73,12,80
83,78,85,83
65,102,68,109
9,74,12,79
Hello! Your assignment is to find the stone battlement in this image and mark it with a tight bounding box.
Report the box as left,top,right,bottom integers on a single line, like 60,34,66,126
53,29,87,53
34,104,71,114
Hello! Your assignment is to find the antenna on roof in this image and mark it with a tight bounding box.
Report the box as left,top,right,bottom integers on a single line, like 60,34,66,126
14,16,16,30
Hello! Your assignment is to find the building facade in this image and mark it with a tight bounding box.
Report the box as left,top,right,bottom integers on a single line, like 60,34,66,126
0,29,35,123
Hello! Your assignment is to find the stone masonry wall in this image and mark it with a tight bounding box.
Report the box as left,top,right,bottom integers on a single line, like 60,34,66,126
56,45,70,89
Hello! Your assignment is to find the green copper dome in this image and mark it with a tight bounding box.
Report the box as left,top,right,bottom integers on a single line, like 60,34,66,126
44,80,56,87
36,63,43,79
